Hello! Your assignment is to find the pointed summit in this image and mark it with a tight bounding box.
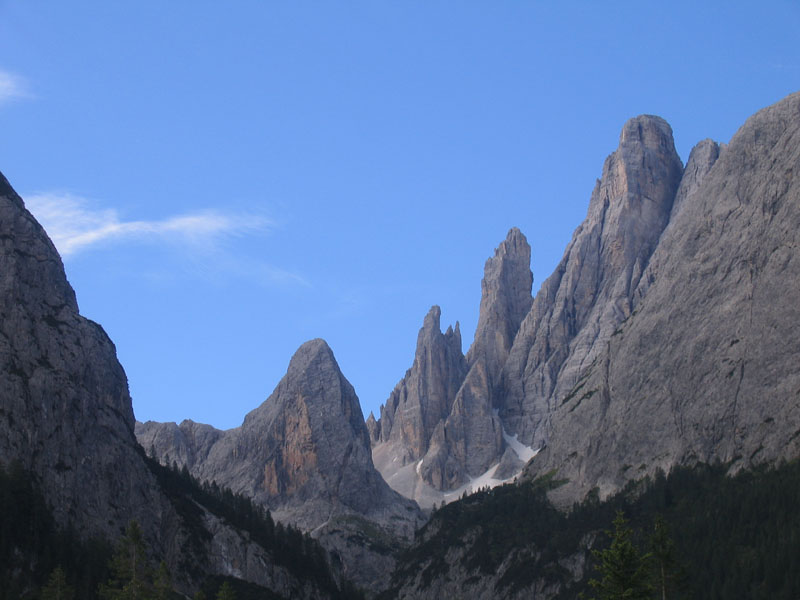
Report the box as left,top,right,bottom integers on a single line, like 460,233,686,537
501,113,684,448
140,337,423,590
467,227,533,385
376,306,466,458
527,91,800,501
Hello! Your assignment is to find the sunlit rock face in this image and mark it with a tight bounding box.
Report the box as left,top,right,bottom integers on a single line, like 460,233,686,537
373,228,535,502
499,115,685,450
526,91,800,502
138,338,424,592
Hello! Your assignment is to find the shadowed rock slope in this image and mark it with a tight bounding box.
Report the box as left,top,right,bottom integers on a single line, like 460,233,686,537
525,91,800,502
0,172,355,599
138,339,423,593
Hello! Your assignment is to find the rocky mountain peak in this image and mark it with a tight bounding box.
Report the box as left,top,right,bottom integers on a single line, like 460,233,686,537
499,112,684,448
526,91,800,503
618,114,674,148
139,336,423,590
376,306,467,455
466,227,533,374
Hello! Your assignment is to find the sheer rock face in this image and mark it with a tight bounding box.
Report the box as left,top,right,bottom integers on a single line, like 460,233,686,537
0,171,151,539
374,230,533,497
0,173,332,598
365,411,380,445
376,306,467,463
500,115,685,448
526,91,800,502
138,339,423,592
466,227,533,394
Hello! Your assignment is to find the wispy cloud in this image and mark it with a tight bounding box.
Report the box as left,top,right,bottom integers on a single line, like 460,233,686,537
25,192,310,287
0,69,31,105
25,192,272,256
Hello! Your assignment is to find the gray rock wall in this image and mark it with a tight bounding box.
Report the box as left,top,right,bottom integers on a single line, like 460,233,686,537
526,91,800,502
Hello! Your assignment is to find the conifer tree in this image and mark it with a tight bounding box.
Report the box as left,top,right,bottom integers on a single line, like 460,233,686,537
586,511,652,600
650,514,685,600
99,520,154,600
41,566,75,600
216,581,236,600
153,560,172,600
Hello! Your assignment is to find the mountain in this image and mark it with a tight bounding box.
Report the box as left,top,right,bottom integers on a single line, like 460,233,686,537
0,172,357,598
137,339,424,592
373,115,684,505
379,90,800,600
525,90,800,502
372,229,536,506
499,114,684,450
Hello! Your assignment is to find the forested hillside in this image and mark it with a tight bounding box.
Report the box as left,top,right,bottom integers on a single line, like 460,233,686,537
384,460,800,599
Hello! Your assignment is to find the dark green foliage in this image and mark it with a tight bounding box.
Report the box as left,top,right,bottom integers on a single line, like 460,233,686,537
41,566,75,600
649,514,686,600
99,520,154,599
143,455,364,600
199,576,283,600
586,511,652,600
215,581,237,600
0,457,363,600
385,460,800,599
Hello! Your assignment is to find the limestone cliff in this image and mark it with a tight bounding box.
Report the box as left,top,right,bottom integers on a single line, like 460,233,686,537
0,172,346,598
138,339,423,592
500,115,685,448
526,91,800,502
373,229,534,501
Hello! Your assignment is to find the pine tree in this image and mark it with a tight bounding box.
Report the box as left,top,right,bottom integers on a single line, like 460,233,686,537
153,560,172,600
215,581,236,600
41,566,75,600
586,511,653,600
650,514,685,600
99,520,154,600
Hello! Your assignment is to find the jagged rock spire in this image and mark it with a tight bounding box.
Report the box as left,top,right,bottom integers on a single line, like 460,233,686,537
376,305,467,461
467,227,533,392
500,114,684,447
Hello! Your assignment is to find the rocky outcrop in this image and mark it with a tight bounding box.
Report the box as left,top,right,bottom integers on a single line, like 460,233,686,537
138,339,424,593
0,171,152,541
466,227,533,394
0,172,343,598
499,115,685,448
373,229,534,501
526,91,800,502
376,307,467,463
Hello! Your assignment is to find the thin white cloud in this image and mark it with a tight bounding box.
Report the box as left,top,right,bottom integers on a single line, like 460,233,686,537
0,69,30,105
25,192,272,256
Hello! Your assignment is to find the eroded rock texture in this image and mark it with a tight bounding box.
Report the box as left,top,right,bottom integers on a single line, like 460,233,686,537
374,229,534,500
138,339,423,593
526,92,800,502
500,115,684,448
0,173,339,598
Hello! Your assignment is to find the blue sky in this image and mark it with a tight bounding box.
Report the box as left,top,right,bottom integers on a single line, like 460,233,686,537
1,2,798,430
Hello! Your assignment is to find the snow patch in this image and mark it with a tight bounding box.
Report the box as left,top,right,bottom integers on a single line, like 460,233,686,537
416,459,423,475
494,409,538,463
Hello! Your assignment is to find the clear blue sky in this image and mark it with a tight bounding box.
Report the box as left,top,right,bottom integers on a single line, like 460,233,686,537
1,2,798,429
